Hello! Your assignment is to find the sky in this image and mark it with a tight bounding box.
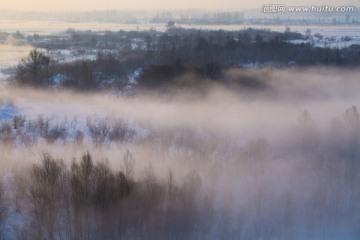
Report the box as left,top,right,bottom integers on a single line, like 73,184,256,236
1,0,359,11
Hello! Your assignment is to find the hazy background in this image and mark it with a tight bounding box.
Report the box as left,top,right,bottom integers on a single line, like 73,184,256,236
2,0,360,11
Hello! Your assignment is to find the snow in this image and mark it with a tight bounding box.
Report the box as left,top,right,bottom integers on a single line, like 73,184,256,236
288,36,360,49
121,68,142,95
128,68,141,85
51,74,68,88
0,96,149,147
0,105,17,121
0,71,6,81
241,61,284,68
47,50,98,63
0,20,167,35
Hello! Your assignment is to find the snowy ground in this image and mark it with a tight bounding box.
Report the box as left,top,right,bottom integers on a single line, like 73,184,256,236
288,36,360,48
46,49,98,64
0,71,6,82
0,105,17,121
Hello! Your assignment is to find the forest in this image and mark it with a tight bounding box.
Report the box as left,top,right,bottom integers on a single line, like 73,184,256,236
9,27,360,90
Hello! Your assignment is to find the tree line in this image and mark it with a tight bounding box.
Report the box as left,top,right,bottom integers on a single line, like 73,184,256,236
14,28,360,89
0,151,211,240
0,106,360,239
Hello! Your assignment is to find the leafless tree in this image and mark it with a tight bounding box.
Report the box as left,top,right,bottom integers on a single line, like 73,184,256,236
0,183,7,240
16,49,50,86
25,154,66,240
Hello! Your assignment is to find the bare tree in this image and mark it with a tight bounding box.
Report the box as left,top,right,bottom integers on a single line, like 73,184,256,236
343,106,360,186
16,49,50,86
70,151,95,240
0,183,7,240
26,154,66,240
121,150,135,181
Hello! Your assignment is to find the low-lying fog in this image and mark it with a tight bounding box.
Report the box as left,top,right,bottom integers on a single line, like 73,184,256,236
0,44,33,66
0,67,360,239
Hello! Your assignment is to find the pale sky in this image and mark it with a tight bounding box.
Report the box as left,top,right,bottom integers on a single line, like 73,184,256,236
1,0,359,11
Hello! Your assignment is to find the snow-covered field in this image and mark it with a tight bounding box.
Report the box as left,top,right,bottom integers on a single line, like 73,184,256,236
0,20,167,35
